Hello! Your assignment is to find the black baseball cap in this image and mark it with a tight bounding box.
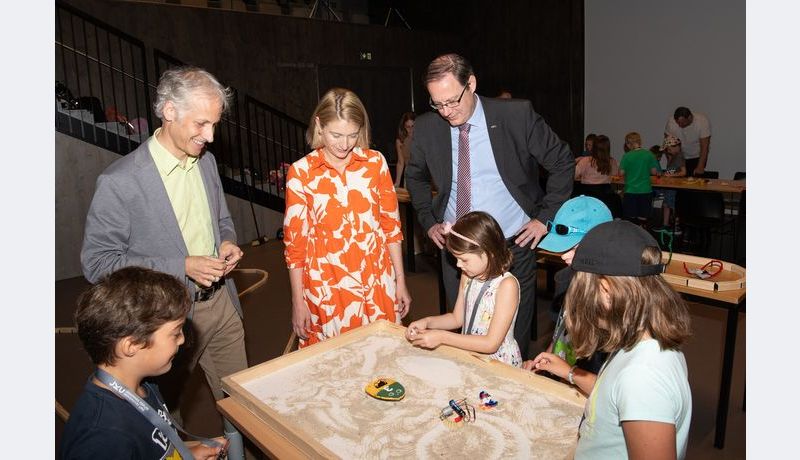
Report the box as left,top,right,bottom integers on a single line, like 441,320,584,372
571,220,664,276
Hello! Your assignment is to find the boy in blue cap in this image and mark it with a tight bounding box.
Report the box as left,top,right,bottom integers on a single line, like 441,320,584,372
523,195,612,375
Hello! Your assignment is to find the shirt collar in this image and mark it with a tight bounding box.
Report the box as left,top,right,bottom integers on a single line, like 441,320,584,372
453,94,487,132
307,146,369,171
149,128,199,176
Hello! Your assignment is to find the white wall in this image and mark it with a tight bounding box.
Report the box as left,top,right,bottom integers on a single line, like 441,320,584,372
585,0,744,179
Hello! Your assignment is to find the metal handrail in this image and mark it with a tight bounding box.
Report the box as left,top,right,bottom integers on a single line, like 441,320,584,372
56,1,309,215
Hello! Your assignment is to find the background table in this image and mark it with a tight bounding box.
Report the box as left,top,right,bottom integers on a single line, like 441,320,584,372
610,176,745,193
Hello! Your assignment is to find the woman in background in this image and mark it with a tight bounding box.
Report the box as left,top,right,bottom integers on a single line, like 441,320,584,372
574,134,619,197
394,111,415,188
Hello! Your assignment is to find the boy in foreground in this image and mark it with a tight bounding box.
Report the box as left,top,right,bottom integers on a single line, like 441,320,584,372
61,267,227,459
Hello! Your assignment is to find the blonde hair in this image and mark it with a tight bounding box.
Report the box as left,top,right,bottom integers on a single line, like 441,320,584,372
306,88,371,149
624,132,642,149
564,246,691,357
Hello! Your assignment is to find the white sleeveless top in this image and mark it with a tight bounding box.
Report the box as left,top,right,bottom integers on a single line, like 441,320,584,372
462,272,523,367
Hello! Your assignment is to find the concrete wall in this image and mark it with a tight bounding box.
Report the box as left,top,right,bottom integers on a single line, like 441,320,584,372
55,132,283,280
585,0,745,179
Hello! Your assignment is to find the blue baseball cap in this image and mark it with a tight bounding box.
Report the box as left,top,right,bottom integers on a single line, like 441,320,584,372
538,196,613,253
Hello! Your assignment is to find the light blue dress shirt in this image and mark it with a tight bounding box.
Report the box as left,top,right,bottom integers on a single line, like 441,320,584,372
444,96,529,239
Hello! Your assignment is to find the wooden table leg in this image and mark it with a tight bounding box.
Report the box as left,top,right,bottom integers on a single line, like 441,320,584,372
713,301,742,449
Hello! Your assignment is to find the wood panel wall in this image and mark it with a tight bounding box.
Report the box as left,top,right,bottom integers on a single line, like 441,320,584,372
60,0,583,153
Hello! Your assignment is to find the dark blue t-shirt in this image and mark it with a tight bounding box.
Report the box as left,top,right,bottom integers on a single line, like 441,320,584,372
60,379,179,459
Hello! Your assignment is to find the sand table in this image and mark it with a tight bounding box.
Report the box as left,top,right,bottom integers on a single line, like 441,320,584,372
241,330,583,459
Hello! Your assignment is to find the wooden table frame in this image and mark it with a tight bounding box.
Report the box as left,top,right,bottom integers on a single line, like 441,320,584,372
218,320,585,458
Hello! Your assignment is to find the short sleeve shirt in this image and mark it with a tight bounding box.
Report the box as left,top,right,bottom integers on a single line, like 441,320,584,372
575,340,692,460
665,112,711,160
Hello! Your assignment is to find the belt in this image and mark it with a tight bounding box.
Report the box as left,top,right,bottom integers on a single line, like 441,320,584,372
193,279,224,302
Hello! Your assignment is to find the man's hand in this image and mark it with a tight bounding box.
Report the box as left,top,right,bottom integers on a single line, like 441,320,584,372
218,240,244,275
427,223,447,249
514,219,548,249
186,256,227,287
693,165,705,176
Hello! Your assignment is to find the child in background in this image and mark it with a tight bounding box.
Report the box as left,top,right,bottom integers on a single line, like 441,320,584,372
656,135,686,231
405,211,522,367
529,220,692,459
650,144,664,170
578,133,597,157
528,195,613,374
574,134,619,196
60,267,228,460
619,132,660,226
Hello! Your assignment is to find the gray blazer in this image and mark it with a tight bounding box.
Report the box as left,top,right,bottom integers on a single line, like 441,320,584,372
80,141,242,316
405,96,575,233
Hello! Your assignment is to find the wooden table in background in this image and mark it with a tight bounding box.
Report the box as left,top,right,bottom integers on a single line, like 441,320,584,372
610,176,746,193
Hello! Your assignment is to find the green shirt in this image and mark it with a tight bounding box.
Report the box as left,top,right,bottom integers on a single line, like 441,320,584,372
619,148,659,194
149,129,216,257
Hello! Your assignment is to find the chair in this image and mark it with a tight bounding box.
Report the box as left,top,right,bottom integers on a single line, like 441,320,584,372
676,190,737,259
699,171,719,179
733,171,746,180
598,192,623,219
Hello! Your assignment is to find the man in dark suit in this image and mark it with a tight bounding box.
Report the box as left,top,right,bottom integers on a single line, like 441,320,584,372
406,53,574,359
81,67,247,458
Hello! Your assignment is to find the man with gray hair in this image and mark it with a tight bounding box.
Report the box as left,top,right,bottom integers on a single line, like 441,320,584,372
81,66,247,458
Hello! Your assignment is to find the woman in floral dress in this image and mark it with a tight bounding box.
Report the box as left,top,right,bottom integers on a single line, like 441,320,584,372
284,88,411,347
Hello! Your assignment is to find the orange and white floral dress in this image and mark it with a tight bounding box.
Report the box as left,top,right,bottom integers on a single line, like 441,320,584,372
284,147,403,347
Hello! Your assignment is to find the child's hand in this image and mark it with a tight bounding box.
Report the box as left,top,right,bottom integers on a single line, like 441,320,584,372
529,352,571,380
409,329,442,349
188,437,227,460
405,319,428,341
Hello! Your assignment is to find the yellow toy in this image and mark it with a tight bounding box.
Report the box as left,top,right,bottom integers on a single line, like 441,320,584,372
364,378,405,401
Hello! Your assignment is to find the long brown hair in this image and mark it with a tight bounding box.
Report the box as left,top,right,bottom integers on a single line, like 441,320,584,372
445,211,512,280
591,134,613,175
397,112,415,142
564,246,691,357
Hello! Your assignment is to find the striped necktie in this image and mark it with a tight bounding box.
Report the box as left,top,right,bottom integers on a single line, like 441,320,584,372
455,123,471,219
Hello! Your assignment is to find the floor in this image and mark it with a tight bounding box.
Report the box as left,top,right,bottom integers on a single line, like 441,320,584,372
55,240,745,459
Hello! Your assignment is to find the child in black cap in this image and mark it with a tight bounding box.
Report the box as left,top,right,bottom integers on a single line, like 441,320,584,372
529,220,692,459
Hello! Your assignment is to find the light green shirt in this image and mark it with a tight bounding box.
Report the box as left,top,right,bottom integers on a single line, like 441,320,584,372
149,128,216,257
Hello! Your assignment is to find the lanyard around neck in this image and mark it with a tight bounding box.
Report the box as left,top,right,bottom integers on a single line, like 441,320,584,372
463,278,492,335
95,368,223,459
